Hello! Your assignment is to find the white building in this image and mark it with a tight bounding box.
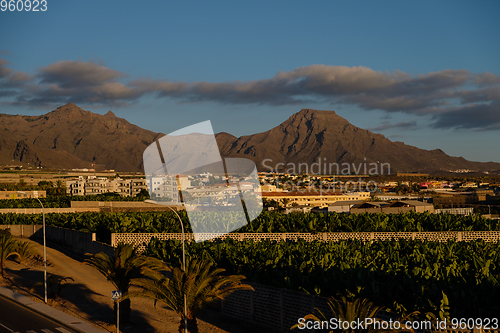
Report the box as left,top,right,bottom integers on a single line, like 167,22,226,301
66,176,149,197
147,175,180,203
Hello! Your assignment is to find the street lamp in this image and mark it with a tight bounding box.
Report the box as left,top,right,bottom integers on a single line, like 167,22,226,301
144,199,187,333
18,191,47,303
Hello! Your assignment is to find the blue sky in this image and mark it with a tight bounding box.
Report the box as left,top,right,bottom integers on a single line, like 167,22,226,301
1,1,499,163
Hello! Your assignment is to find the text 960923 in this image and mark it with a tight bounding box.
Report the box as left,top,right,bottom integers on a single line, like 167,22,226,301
1,0,47,11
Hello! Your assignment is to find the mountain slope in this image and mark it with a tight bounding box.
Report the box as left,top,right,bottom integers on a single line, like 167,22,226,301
216,109,500,174
1,105,498,173
0,103,161,171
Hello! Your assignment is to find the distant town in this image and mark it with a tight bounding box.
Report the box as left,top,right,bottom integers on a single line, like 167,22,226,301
1,165,498,219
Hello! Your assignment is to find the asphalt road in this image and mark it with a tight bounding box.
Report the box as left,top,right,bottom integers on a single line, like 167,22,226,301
0,295,77,333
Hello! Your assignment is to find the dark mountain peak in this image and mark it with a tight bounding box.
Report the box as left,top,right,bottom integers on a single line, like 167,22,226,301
216,108,500,174
55,102,80,112
0,104,159,171
215,132,237,140
287,109,347,126
277,109,351,138
298,108,337,115
48,103,88,118
297,109,344,119
105,110,116,117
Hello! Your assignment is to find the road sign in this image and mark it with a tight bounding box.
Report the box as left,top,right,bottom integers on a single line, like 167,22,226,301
112,290,123,333
111,290,122,300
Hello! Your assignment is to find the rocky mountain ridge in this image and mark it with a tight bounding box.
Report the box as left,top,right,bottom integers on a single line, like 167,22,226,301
1,104,498,174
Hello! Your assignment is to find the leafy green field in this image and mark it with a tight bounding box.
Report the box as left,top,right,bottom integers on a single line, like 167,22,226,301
2,210,499,317
0,211,186,242
0,211,498,242
0,193,149,208
146,238,500,318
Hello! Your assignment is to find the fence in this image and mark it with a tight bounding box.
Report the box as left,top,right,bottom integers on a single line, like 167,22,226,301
44,226,114,257
221,281,320,331
221,281,500,333
0,224,114,257
112,231,500,251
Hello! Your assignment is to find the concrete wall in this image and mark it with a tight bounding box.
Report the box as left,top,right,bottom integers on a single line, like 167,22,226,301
327,205,351,213
70,201,184,213
433,196,477,207
350,207,382,214
70,201,101,208
0,208,100,214
112,231,500,252
0,224,42,238
0,202,185,214
382,207,414,214
415,205,435,213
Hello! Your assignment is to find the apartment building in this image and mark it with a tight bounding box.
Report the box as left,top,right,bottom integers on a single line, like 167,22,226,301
66,176,148,197
147,176,179,203
130,179,148,197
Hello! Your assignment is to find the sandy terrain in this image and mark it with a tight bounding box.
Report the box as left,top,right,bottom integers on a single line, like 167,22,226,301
1,238,266,333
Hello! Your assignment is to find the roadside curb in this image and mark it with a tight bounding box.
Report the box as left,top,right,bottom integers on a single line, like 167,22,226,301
0,286,109,333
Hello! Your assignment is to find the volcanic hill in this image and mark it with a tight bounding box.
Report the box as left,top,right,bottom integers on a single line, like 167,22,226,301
1,104,498,174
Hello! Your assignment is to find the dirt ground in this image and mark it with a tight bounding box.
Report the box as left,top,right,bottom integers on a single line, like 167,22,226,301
0,238,267,333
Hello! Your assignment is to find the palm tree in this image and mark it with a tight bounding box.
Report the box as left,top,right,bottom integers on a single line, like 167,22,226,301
280,198,291,207
293,296,418,333
130,258,253,333
295,297,383,332
0,229,19,277
15,241,38,264
85,243,163,323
